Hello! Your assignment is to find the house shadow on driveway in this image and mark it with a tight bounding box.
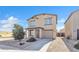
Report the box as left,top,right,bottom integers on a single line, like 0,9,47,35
0,38,52,51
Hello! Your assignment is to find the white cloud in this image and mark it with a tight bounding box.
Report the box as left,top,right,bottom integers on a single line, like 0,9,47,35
57,26,64,32
57,18,66,31
0,16,19,32
58,18,66,23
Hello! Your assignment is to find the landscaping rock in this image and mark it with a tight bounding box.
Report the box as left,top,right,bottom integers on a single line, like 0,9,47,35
26,37,36,42
19,43,25,45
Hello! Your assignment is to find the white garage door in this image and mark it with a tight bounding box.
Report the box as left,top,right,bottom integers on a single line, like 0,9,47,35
43,31,53,39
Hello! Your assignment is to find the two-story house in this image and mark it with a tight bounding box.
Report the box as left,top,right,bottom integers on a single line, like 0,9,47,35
65,10,79,40
26,13,57,39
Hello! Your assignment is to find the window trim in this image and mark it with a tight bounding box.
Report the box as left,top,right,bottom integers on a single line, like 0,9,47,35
44,17,52,25
29,20,36,27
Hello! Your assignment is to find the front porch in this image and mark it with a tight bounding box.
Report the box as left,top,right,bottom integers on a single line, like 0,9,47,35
26,27,44,39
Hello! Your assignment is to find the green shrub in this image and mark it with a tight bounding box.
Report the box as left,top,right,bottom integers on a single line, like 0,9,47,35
12,24,25,41
74,42,79,49
0,35,1,37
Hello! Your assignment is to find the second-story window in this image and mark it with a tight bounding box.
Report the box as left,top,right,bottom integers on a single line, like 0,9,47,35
30,20,36,27
44,17,52,25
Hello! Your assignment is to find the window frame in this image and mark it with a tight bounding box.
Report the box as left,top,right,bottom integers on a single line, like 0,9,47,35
29,20,36,27
44,17,52,25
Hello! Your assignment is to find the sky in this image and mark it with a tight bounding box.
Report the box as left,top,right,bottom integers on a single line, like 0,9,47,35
0,6,79,32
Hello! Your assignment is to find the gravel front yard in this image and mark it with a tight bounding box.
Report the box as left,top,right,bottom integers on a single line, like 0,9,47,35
0,38,52,51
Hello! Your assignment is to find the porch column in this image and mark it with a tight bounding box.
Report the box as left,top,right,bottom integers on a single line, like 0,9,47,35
34,29,36,38
24,30,29,39
39,29,42,38
24,30,27,39
26,30,28,38
27,30,31,38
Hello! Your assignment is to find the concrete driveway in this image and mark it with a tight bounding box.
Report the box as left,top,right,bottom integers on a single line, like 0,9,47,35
47,37,70,52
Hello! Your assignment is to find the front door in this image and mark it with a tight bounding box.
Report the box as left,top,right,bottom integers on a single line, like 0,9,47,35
77,29,79,40
36,29,39,38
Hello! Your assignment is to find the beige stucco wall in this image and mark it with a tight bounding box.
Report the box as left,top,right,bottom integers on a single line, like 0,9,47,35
28,14,57,39
65,10,79,40
28,14,56,30
65,15,73,39
72,11,79,39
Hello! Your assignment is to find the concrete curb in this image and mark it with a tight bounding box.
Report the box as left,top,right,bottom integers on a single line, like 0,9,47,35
40,41,52,52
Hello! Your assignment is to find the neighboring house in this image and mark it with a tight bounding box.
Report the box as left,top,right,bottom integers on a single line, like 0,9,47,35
26,13,57,39
57,28,65,37
65,10,79,40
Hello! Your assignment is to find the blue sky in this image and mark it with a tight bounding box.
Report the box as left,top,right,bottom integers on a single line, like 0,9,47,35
0,6,79,32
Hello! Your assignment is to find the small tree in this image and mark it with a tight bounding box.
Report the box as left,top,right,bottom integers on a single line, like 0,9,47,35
0,35,1,37
12,24,25,41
